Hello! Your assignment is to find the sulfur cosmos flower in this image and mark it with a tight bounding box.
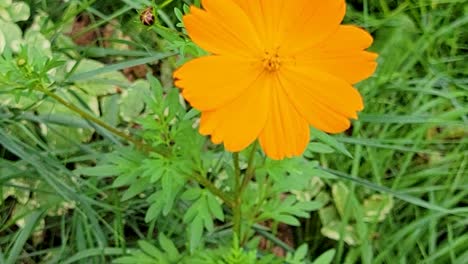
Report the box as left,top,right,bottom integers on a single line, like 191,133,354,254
173,0,378,160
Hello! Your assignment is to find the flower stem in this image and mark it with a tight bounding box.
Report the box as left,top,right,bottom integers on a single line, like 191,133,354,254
232,152,242,241
193,173,234,208
240,142,258,192
36,85,147,150
232,143,258,244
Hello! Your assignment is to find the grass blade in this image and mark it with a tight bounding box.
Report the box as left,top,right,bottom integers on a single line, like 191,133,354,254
5,210,45,264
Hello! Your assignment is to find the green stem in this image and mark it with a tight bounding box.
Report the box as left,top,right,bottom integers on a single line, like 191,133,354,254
252,224,294,253
159,0,176,9
240,142,258,192
232,152,242,241
193,173,234,208
36,85,147,150
233,144,259,244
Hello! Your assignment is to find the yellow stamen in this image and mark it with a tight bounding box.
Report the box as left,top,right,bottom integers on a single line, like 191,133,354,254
262,51,281,72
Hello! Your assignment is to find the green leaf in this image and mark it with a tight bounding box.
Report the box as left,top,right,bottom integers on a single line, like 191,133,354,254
6,210,44,264
310,127,352,158
74,165,117,177
68,53,175,82
297,201,323,211
70,59,129,96
181,188,201,201
174,7,183,22
206,192,224,221
358,113,463,125
312,249,336,264
252,225,294,254
61,248,124,264
363,194,394,223
120,79,150,121
321,221,359,246
146,74,164,105
307,142,335,154
24,30,51,60
320,167,452,213
113,173,137,188
0,21,23,52
275,214,300,226
189,217,204,253
183,198,201,223
318,206,339,225
145,195,164,222
294,244,308,261
0,0,12,8
331,182,351,219
141,159,165,183
0,29,5,54
165,87,185,118
138,240,163,260
8,2,30,22
161,171,177,215
101,94,120,127
121,178,149,201
158,233,180,261
201,205,214,232
113,255,155,264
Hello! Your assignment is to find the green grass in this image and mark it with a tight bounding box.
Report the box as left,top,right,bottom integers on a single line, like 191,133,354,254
1,0,467,263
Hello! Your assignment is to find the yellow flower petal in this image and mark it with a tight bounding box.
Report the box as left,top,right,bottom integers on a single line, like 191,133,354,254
183,1,261,57
321,25,375,50
174,55,261,111
279,67,363,133
234,0,288,48
282,0,346,54
259,81,310,160
296,25,378,84
199,73,271,152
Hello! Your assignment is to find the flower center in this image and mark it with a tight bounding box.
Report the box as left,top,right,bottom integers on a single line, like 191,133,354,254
262,51,281,72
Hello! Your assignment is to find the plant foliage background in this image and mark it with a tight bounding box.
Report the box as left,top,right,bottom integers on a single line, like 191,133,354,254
0,0,467,263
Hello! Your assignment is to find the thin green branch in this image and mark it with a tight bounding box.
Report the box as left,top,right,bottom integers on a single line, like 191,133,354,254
252,224,294,253
233,144,259,245
232,152,242,241
193,173,234,208
36,85,147,150
240,142,258,192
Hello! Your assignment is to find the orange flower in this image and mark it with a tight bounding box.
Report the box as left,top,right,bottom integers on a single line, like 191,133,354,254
173,0,377,160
